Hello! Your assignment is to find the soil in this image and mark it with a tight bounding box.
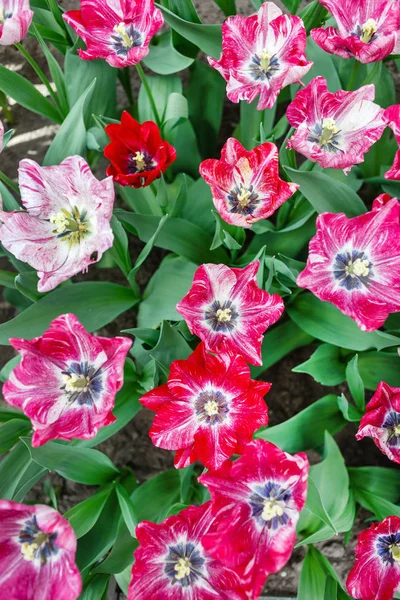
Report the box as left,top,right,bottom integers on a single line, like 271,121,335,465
0,1,399,598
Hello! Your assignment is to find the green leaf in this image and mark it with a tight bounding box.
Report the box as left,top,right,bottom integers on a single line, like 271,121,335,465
348,466,400,504
337,394,363,422
65,486,113,538
345,355,365,411
119,184,161,217
0,442,32,499
0,282,137,345
0,406,26,422
0,65,62,123
22,439,119,485
43,79,96,165
131,469,181,523
64,51,117,118
138,255,197,328
138,74,181,124
0,270,17,289
0,419,31,454
251,320,314,377
116,483,139,536
149,321,192,372
358,351,400,390
213,0,236,15
303,38,341,91
109,215,132,277
256,395,347,452
287,293,400,351
2,128,15,150
298,546,332,600
352,489,400,520
143,31,194,74
12,461,47,502
115,210,229,264
158,4,222,58
181,177,215,235
14,271,43,302
293,344,346,386
302,476,337,535
128,214,169,283
79,574,110,600
299,0,328,33
284,167,366,217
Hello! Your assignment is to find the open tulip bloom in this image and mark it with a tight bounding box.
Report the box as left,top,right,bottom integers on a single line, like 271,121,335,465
200,138,298,228
139,342,270,470
0,0,33,45
128,502,247,599
2,314,132,446
104,111,177,188
356,381,400,464
0,500,81,600
209,1,313,110
176,261,284,366
63,0,163,68
311,0,400,64
297,198,400,331
0,156,115,292
347,516,400,600
199,440,309,600
286,78,387,172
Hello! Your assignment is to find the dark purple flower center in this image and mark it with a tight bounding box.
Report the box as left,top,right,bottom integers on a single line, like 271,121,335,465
164,541,205,587
377,532,400,565
127,151,155,174
249,481,291,529
333,249,373,290
61,361,103,406
204,299,239,333
352,19,379,44
382,411,400,446
227,184,260,215
307,118,343,154
19,516,58,565
249,50,280,81
110,22,142,56
194,389,229,425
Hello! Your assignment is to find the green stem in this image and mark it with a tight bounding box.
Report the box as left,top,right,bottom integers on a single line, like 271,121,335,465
0,171,19,194
15,42,63,117
135,63,162,130
0,91,13,124
347,61,360,91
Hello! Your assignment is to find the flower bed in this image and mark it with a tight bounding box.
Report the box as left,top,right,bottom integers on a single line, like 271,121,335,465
1,0,400,599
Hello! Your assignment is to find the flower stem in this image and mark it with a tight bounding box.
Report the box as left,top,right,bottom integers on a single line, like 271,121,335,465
0,171,19,194
15,42,63,117
135,63,162,130
347,61,360,91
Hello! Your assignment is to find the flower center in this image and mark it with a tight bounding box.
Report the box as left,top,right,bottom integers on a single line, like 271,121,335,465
204,400,219,416
259,49,272,72
113,22,134,48
261,499,286,521
392,544,400,563
216,308,232,322
0,7,11,21
319,118,339,147
50,206,89,245
62,373,91,393
361,18,378,43
133,151,146,171
174,557,191,580
395,425,400,435
346,258,370,278
19,517,58,565
237,186,252,208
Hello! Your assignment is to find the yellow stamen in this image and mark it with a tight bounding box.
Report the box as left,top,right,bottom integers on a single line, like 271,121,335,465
0,8,4,22
174,557,191,580
392,544,400,563
259,49,272,72
21,542,38,561
204,400,219,416
361,18,378,44
50,212,69,234
346,258,370,278
319,118,339,147
113,22,133,48
133,151,146,171
237,186,252,208
261,499,285,521
394,425,400,435
63,373,90,393
216,308,232,322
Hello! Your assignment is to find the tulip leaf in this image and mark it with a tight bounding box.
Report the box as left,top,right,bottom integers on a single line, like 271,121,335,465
256,395,347,451
357,351,400,390
143,31,194,74
345,355,365,410
287,293,400,351
22,438,119,485
43,78,96,165
0,282,137,345
0,419,31,455
0,442,33,499
0,65,62,123
293,344,346,386
212,0,236,16
284,167,367,217
65,486,113,538
79,575,110,600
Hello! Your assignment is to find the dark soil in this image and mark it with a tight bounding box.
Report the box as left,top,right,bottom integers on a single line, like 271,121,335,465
0,1,399,597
